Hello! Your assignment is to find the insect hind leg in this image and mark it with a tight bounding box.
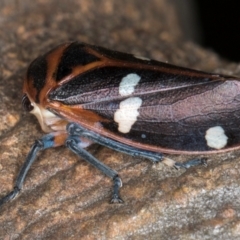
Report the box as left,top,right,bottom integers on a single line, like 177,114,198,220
175,158,207,169
66,123,207,202
67,123,207,169
67,123,163,163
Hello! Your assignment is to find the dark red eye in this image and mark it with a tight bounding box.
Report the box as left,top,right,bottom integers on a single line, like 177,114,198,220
22,94,34,112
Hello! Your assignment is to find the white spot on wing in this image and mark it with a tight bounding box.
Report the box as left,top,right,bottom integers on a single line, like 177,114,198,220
205,126,228,149
119,73,141,96
114,97,142,133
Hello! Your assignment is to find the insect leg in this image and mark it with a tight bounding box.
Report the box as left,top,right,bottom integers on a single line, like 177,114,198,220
65,136,123,203
67,123,206,169
0,133,66,207
67,123,163,163
175,158,207,168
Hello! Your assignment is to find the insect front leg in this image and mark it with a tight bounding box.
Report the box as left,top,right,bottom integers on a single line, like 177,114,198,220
0,132,67,207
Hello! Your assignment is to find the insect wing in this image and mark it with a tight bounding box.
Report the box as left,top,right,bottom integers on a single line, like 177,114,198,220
26,42,240,154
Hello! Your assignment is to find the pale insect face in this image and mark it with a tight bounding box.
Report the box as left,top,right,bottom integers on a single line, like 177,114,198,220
22,94,66,133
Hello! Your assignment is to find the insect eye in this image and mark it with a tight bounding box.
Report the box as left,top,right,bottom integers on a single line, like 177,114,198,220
22,94,34,112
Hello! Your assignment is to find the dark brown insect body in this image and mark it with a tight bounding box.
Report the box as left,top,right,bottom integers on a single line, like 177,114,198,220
1,41,240,205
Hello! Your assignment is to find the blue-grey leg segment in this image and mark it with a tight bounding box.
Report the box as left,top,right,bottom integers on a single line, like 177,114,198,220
67,123,207,170
175,158,207,169
66,123,163,203
0,134,55,207
66,136,123,203
67,123,163,163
